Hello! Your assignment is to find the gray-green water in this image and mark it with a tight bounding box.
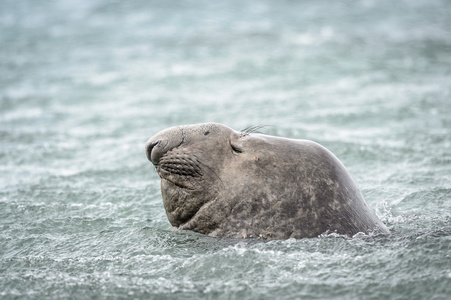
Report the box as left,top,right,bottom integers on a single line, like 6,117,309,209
1,0,450,299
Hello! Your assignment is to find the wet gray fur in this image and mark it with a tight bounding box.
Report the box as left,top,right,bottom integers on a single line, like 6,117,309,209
145,123,389,240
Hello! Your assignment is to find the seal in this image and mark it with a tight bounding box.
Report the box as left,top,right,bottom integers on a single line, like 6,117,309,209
145,122,389,240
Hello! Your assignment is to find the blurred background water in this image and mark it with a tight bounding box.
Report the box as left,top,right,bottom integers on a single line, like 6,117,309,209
1,0,450,299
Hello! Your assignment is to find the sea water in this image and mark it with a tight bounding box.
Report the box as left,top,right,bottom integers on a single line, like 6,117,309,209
1,0,450,299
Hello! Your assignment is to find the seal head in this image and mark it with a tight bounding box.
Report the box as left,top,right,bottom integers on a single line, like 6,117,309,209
145,122,389,240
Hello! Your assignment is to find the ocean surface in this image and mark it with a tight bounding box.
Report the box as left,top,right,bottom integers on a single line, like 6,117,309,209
1,0,450,299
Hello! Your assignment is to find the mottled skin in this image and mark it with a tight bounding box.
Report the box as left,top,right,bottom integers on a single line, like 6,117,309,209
145,123,389,240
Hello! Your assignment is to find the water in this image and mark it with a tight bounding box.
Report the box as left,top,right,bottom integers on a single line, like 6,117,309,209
1,0,450,298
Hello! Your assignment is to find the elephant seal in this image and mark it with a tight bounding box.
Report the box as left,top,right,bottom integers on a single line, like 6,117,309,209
145,122,389,240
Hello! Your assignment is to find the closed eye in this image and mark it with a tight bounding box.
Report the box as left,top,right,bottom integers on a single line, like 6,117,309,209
231,143,243,153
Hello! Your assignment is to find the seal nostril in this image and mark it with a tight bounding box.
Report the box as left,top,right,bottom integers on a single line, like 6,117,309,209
146,140,161,162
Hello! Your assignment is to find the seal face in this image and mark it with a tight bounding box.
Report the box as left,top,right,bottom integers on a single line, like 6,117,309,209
145,122,389,240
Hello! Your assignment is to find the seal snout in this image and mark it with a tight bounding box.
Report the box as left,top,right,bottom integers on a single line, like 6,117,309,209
145,139,162,165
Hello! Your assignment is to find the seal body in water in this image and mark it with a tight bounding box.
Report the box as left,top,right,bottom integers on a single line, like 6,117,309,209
145,122,389,240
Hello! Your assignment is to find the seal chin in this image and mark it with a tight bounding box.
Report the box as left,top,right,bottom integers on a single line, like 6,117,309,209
160,176,184,190
158,167,197,190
